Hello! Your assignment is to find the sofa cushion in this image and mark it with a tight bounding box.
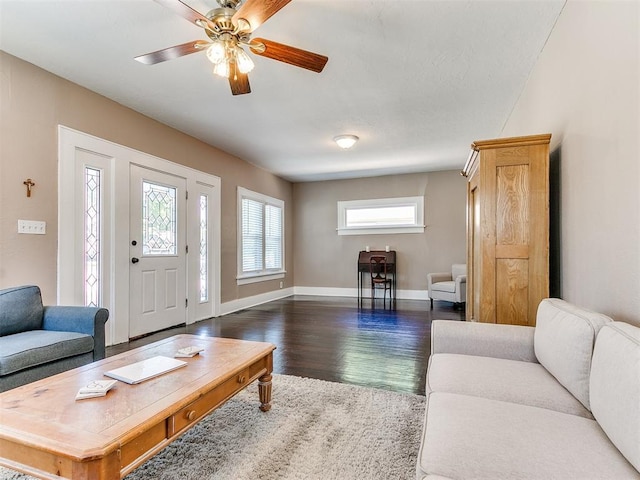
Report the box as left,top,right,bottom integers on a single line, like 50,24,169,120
534,298,612,411
590,322,640,472
0,330,94,376
417,392,640,480
427,353,593,418
430,281,455,293
0,285,44,336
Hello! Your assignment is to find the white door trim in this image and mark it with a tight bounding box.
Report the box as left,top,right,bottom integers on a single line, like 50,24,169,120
58,126,221,345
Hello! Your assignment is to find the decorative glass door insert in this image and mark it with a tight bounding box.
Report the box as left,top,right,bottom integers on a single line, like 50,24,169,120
84,167,101,307
142,181,177,256
199,194,208,302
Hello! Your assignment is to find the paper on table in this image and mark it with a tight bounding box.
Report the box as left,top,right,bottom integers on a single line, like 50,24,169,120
75,379,117,401
175,346,205,358
104,356,187,384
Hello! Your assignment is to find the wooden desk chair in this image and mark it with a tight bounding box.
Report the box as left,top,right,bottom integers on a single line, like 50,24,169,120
369,255,392,306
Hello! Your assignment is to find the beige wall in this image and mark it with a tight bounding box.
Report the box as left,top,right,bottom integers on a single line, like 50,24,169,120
501,0,639,326
292,171,467,293
0,51,294,305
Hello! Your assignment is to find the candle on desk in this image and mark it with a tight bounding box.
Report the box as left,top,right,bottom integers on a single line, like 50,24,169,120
385,245,390,252
365,246,370,252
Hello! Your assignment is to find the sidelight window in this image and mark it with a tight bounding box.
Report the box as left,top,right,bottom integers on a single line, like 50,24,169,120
84,167,102,307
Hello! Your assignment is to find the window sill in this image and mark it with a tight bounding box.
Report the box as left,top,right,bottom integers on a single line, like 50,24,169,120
236,271,286,285
337,225,425,236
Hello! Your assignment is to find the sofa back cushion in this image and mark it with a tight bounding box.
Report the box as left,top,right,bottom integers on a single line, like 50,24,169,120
0,285,44,336
590,322,640,472
534,298,612,411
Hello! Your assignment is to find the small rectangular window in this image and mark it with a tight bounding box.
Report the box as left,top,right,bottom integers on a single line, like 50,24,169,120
337,196,425,235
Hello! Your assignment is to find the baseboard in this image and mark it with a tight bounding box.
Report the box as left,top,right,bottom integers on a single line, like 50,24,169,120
219,286,430,317
219,287,294,316
293,286,430,301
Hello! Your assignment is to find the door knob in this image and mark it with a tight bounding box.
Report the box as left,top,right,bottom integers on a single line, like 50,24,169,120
131,257,139,264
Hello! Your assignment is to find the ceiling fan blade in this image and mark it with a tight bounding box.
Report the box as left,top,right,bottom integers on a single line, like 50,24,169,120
229,63,251,95
135,40,209,65
233,0,291,32
153,0,215,29
250,38,328,73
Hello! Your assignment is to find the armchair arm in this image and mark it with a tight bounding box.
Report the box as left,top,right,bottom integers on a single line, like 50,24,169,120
43,306,109,361
431,320,537,362
454,274,467,303
427,272,453,287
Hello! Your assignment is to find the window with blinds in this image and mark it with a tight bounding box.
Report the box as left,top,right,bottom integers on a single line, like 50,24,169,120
238,187,284,284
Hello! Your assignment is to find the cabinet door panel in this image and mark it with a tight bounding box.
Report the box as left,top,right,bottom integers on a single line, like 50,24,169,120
496,258,529,325
496,165,530,246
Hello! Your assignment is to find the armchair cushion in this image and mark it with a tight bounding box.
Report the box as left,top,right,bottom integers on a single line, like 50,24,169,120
430,281,456,293
451,264,466,279
0,285,43,336
0,330,94,376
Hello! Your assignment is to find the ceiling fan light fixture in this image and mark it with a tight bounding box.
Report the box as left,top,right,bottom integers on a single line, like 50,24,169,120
206,40,226,64
334,135,359,149
235,46,255,74
213,61,230,78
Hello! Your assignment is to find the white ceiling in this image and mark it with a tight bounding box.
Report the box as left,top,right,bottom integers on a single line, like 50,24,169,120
0,0,565,182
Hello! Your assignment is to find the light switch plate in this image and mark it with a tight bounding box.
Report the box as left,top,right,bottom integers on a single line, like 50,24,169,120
18,220,46,234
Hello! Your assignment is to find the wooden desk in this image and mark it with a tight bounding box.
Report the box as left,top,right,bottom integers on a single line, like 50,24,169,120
357,250,397,307
0,335,275,480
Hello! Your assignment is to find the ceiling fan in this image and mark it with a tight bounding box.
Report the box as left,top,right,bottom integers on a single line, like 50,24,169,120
135,0,329,95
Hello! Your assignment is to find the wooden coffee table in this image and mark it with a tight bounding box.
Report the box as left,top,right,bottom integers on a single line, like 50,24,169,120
0,335,276,479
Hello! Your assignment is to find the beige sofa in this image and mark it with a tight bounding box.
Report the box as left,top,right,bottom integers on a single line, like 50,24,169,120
417,298,640,479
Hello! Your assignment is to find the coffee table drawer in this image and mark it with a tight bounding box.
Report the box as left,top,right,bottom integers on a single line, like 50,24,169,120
169,368,253,435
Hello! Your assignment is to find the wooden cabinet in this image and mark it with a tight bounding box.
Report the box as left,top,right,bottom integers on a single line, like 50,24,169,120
462,134,551,326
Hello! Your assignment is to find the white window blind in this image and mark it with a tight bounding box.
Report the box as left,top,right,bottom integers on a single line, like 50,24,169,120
265,204,282,270
241,197,264,273
238,187,284,283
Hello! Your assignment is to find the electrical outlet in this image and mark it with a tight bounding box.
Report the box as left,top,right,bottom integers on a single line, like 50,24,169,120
279,281,283,289
18,220,46,235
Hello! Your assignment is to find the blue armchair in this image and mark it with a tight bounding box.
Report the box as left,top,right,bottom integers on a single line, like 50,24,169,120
0,285,108,392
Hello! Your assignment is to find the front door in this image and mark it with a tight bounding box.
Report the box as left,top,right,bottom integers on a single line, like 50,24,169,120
129,165,187,338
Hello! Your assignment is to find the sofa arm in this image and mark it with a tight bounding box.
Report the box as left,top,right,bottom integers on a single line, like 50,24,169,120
43,306,109,361
431,320,537,362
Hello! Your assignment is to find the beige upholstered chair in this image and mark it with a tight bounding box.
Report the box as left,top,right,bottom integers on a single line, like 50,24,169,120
427,264,467,309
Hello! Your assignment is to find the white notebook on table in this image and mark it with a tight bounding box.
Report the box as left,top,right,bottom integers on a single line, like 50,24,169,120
104,356,187,384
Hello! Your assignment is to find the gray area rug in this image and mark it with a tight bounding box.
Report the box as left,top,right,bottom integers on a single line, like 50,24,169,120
0,374,425,479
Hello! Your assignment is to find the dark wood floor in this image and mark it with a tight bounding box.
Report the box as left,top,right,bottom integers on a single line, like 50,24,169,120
106,295,465,395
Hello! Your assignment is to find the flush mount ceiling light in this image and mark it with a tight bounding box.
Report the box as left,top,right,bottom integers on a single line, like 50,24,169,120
334,135,359,149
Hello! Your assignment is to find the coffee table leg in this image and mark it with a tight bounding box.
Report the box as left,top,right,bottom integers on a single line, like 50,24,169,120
258,373,272,412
